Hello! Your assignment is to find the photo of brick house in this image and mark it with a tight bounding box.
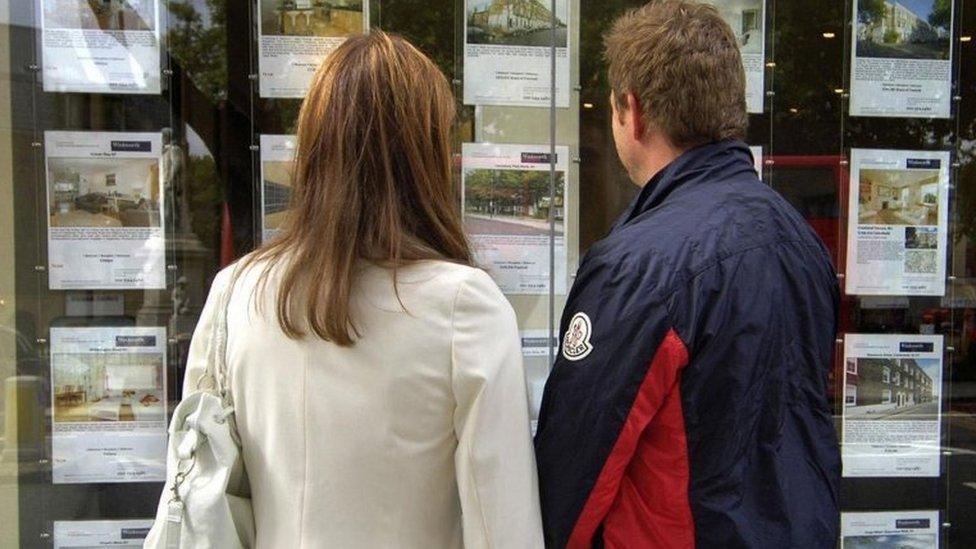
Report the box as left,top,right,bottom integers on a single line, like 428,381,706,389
844,357,938,419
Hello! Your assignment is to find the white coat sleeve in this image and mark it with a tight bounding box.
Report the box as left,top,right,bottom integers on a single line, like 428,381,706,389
182,267,233,396
451,269,545,549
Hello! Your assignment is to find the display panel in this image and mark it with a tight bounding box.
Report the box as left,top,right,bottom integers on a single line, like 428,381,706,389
849,0,953,118
44,131,165,290
258,0,369,98
39,0,162,94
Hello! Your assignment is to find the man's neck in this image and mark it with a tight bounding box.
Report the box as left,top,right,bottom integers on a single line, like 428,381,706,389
631,139,686,187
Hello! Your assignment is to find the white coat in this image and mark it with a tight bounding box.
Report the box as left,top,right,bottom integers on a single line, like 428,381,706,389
184,259,545,548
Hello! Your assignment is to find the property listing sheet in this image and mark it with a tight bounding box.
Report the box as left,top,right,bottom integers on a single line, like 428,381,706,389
45,131,165,290
50,326,167,484
750,145,763,178
462,142,569,295
260,134,297,242
463,0,570,107
842,334,942,478
850,0,953,118
845,148,949,296
54,519,153,548
702,0,766,113
258,0,368,98
40,0,161,94
841,510,939,548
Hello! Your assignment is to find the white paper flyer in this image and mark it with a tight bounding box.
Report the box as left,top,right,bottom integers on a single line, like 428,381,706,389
521,328,558,358
260,134,297,242
54,519,153,548
750,145,763,178
845,148,949,296
703,0,766,113
462,143,569,295
258,0,368,98
51,326,167,484
841,510,939,548
45,131,165,290
842,334,942,478
40,0,161,94
850,0,953,118
463,0,570,107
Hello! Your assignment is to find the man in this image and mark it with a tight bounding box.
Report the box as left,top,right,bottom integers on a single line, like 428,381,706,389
534,2,840,548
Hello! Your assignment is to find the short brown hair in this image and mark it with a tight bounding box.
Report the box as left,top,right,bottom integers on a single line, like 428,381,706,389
604,0,748,147
243,31,472,346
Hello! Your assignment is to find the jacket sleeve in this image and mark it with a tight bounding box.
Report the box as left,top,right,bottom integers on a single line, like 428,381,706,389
451,269,545,549
534,258,690,549
181,267,233,397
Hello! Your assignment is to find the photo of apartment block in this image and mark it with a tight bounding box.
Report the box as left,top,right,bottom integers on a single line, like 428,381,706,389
857,0,951,60
467,0,567,47
845,357,938,420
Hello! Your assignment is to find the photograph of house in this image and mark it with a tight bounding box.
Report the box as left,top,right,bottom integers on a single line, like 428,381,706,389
858,167,939,226
844,357,938,420
467,0,568,47
48,157,161,228
905,226,938,249
704,0,763,55
464,168,564,237
262,160,294,235
44,0,156,32
53,353,164,423
261,0,364,38
857,0,951,60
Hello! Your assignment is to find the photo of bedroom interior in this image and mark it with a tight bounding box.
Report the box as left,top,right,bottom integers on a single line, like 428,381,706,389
53,353,164,423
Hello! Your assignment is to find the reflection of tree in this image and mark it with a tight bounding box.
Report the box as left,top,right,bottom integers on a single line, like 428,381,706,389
185,155,223,248
857,0,886,27
928,0,951,29
466,169,563,218
168,0,228,102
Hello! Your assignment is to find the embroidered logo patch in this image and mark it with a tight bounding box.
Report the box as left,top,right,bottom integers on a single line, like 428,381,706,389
562,312,593,361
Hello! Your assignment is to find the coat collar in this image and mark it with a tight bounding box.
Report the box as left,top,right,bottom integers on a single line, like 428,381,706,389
612,140,755,231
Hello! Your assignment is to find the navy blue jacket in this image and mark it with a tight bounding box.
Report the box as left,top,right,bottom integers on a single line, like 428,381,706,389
534,140,840,548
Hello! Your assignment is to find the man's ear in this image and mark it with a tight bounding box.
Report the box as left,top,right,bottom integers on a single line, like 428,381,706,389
626,93,645,141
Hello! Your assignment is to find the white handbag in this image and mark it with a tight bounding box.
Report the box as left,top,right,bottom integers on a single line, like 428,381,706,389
145,276,255,548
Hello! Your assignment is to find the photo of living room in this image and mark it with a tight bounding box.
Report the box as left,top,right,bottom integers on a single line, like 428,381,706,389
53,353,165,423
705,0,763,55
858,168,940,226
48,157,161,228
261,0,364,38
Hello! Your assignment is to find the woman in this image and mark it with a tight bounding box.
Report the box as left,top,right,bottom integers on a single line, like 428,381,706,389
184,31,543,547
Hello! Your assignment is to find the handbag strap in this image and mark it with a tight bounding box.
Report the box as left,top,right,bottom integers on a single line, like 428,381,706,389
202,265,238,406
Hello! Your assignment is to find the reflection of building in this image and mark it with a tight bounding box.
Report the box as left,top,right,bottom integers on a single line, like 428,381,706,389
845,358,935,411
860,1,942,44
469,0,562,33
858,170,939,225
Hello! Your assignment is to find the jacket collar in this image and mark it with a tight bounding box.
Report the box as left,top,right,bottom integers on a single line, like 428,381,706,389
612,139,754,231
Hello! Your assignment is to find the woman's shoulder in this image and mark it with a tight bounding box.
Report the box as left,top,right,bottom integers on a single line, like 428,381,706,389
387,260,500,297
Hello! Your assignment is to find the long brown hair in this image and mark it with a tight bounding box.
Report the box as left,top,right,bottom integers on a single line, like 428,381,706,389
242,30,472,346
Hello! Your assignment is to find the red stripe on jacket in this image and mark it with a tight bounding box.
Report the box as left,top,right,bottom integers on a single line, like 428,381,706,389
566,329,694,549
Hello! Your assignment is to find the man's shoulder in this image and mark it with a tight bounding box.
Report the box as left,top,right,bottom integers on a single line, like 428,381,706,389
584,176,826,299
